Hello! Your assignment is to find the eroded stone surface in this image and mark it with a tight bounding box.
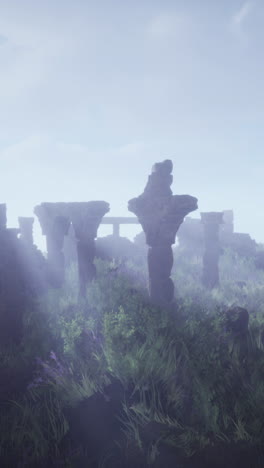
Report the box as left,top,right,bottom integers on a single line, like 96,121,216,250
35,201,109,293
67,202,110,296
0,204,7,231
18,217,34,245
34,203,71,287
128,160,198,306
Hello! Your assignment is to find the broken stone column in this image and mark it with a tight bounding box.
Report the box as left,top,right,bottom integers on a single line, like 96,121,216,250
68,202,110,296
34,203,71,287
0,204,7,231
128,160,198,307
0,205,7,291
0,206,23,344
0,205,7,308
18,217,34,245
64,223,78,266
0,227,23,344
222,210,234,234
201,212,224,289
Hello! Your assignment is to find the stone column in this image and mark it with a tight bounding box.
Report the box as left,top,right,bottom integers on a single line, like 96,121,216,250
201,212,224,289
64,224,78,266
34,203,71,287
128,160,198,307
221,210,234,235
0,204,7,293
68,201,110,296
0,227,23,344
0,204,7,231
18,217,34,245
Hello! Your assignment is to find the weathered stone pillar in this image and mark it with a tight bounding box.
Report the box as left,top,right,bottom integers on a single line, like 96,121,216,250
64,223,78,266
68,202,110,296
0,204,7,231
0,227,23,344
34,203,71,287
6,228,20,241
0,205,7,303
0,205,7,292
201,212,224,289
18,217,34,245
128,160,198,307
221,210,234,235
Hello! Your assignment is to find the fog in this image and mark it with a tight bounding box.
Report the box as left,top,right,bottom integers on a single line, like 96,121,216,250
1,0,264,249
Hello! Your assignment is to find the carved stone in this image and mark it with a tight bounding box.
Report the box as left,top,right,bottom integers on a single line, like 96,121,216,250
201,212,224,289
0,227,23,344
34,203,71,287
128,160,198,306
18,217,34,245
221,210,234,234
64,224,77,266
68,202,110,296
0,204,7,231
35,201,109,293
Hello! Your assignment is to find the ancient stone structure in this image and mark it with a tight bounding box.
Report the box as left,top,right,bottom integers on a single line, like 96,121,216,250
35,201,110,294
64,223,77,266
18,217,34,246
224,233,257,257
0,204,7,232
201,212,224,289
34,203,71,287
128,160,198,306
0,206,26,344
67,202,110,296
64,216,140,265
221,210,234,235
176,216,203,252
255,250,264,270
176,209,256,261
220,210,256,256
101,216,139,238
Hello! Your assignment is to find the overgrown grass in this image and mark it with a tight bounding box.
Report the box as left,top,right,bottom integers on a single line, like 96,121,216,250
1,248,264,466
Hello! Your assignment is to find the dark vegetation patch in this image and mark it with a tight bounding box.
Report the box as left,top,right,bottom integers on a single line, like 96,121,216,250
0,249,264,467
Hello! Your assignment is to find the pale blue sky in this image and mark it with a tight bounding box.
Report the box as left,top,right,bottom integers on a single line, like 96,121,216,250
1,0,264,249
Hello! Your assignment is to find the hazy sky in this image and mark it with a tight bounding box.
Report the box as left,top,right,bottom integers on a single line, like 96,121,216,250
1,0,264,248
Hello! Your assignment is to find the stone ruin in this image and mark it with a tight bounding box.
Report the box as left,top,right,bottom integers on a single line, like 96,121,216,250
18,217,34,246
64,216,143,267
176,216,203,254
1,158,262,345
177,209,257,258
34,201,110,295
0,205,47,344
64,226,142,267
128,160,198,307
201,212,224,289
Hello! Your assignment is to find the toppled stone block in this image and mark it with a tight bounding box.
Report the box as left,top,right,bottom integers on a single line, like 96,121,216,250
225,306,249,335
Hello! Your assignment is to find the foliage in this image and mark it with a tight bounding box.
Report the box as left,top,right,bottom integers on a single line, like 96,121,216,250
1,247,264,466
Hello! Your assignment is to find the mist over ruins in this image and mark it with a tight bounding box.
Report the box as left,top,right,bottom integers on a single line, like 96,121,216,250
1,2,264,467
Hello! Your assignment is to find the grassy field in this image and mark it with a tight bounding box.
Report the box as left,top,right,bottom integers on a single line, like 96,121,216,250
0,247,264,467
